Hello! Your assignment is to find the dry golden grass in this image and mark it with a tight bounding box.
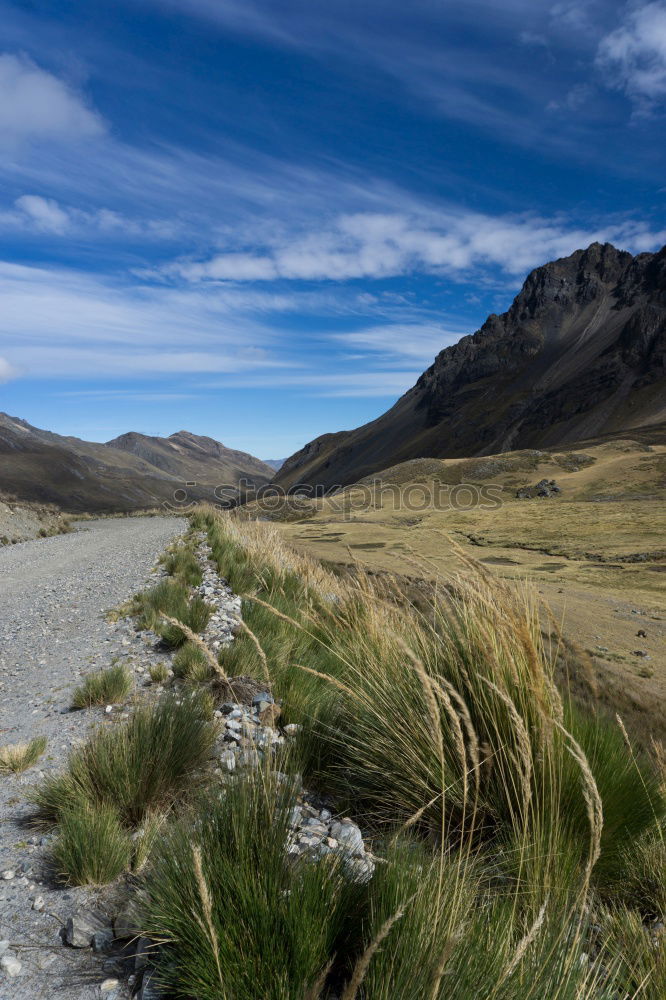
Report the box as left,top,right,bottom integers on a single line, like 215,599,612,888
0,735,47,774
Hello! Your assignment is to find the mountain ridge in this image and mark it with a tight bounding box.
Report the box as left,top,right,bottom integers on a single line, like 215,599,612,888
106,429,274,483
276,242,666,490
0,414,274,512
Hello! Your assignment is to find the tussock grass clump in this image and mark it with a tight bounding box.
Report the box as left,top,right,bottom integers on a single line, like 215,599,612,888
135,578,212,648
338,836,619,1000
0,735,47,774
71,663,133,708
604,829,666,917
161,542,203,586
52,803,132,886
34,693,215,828
172,641,213,681
148,662,170,684
142,772,358,1000
595,905,666,999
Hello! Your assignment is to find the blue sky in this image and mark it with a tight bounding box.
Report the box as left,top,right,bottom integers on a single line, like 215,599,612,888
0,0,665,458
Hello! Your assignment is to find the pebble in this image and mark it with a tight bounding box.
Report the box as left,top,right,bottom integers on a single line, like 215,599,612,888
32,895,45,911
100,978,120,993
1,871,15,880
0,954,22,977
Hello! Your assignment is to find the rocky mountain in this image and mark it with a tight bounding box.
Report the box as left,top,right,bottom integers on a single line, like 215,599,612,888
276,242,666,490
0,414,274,512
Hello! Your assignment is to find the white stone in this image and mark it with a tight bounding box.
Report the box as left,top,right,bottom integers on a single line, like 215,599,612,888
0,954,21,977
330,820,365,856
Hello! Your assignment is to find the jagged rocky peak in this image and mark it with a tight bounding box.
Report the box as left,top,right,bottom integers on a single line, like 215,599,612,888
275,241,666,491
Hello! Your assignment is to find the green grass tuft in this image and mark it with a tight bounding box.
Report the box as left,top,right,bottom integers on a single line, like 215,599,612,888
141,772,358,1000
134,579,212,648
172,641,213,681
148,662,170,684
34,693,215,828
161,543,203,586
71,663,133,709
52,803,132,886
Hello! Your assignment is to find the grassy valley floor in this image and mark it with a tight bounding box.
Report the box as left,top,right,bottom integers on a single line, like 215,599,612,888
249,437,666,740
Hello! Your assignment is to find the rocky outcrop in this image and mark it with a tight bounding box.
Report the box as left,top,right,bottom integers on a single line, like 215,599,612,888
516,479,561,499
276,242,666,491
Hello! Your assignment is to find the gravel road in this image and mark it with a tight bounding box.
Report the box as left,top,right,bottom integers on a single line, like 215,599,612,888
0,517,184,999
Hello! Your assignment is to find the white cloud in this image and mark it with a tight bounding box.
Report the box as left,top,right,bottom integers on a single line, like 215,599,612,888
4,193,180,241
14,194,70,233
179,253,278,281
173,210,666,284
597,2,666,106
0,257,463,397
0,53,104,147
0,356,17,382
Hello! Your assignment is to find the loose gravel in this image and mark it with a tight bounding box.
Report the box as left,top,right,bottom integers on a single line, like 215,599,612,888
0,517,184,1000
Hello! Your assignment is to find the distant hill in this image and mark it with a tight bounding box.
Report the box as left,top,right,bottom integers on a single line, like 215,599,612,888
276,242,666,490
106,430,275,486
261,458,285,471
0,414,274,512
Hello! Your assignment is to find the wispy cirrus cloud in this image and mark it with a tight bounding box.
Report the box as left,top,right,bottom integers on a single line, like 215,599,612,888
202,370,424,397
0,257,461,396
147,0,661,144
0,260,289,378
332,324,466,364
